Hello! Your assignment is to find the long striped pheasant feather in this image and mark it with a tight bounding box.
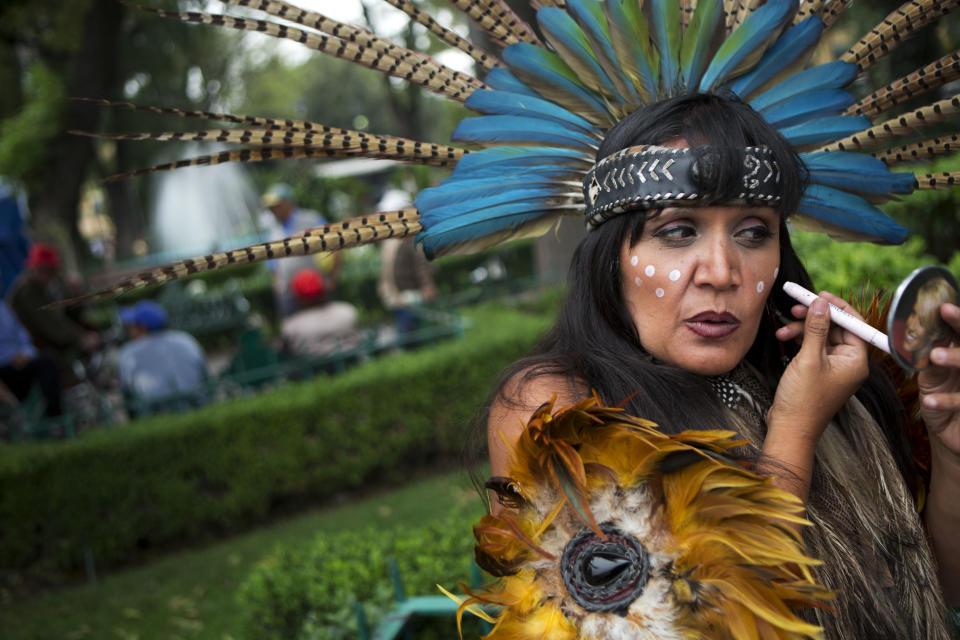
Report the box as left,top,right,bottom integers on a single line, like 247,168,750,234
70,0,959,298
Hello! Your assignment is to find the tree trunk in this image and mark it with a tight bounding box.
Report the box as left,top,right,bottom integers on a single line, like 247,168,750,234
29,0,123,271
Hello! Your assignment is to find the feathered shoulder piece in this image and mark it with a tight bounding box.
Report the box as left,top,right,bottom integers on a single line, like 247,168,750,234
63,0,960,305
464,396,832,640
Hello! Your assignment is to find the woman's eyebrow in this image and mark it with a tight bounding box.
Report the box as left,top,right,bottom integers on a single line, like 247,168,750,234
658,207,696,219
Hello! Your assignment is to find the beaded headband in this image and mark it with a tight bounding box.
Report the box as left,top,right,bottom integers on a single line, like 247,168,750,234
582,146,782,228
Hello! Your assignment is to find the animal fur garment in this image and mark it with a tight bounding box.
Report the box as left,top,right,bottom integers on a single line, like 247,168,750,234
466,396,833,640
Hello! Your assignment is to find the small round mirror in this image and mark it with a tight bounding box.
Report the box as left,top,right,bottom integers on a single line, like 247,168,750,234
887,265,959,371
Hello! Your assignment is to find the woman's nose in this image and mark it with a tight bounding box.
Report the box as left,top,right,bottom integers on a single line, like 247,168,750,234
693,239,740,289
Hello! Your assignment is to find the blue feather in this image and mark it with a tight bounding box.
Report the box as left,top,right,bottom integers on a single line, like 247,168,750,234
464,89,597,134
452,115,598,150
419,198,565,257
536,8,619,98
759,89,855,127
679,0,724,89
442,163,581,182
802,151,917,195
699,0,795,92
451,146,592,176
564,0,640,102
605,0,658,101
416,175,571,210
420,190,556,231
565,0,619,68
483,67,541,98
726,16,823,99
778,115,872,147
797,184,909,244
421,188,558,221
651,0,682,94
502,43,610,120
749,60,857,111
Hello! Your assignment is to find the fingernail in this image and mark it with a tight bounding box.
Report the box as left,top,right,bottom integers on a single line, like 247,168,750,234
924,396,938,409
931,348,947,364
810,298,828,315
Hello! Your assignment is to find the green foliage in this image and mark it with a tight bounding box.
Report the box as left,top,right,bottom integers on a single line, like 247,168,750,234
237,509,484,640
0,470,480,640
882,153,960,263
0,62,66,182
0,305,551,583
789,229,950,296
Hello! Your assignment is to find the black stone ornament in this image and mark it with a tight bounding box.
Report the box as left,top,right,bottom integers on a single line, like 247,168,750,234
561,523,650,615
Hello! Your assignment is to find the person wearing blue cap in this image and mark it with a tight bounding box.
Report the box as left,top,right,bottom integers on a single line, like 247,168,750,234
116,300,209,416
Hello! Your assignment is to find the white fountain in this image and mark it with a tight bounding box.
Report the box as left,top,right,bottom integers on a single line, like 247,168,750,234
150,143,262,257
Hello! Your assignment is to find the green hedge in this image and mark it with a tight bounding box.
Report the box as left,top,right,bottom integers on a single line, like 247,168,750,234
237,509,486,640
0,304,553,581
790,228,960,296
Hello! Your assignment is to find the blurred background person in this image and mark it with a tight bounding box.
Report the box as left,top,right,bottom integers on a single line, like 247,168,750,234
6,243,100,375
281,268,359,357
0,178,31,294
0,278,62,420
116,300,209,416
261,182,341,318
376,188,436,336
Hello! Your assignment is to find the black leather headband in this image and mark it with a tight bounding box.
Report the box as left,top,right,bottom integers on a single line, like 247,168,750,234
582,145,782,228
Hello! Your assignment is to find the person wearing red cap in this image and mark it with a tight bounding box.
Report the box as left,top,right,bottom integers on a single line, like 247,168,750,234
280,268,359,358
6,243,100,368
260,183,341,318
0,275,62,424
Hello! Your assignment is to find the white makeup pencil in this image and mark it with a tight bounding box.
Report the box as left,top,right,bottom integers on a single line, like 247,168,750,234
782,281,891,354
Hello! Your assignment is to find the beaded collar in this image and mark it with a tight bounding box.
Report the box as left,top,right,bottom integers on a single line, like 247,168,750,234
707,363,773,428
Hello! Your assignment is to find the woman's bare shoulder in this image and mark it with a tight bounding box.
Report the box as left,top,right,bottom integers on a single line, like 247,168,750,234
487,368,584,477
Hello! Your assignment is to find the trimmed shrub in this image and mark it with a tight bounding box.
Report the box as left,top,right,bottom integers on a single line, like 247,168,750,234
790,228,959,297
0,305,552,581
237,508,486,640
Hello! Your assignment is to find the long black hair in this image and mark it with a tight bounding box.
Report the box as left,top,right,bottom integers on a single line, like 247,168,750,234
488,92,913,483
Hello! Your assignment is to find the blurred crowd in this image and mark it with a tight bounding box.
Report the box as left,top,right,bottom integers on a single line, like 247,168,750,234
1,181,437,436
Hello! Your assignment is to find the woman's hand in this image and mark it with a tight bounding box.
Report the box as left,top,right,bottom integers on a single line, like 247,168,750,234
769,292,870,442
918,302,960,606
761,293,869,509
918,302,960,460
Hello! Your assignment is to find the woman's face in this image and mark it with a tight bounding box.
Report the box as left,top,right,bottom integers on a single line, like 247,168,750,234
904,305,933,353
620,204,781,376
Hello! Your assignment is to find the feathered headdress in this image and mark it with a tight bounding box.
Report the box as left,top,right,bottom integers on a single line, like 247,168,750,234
64,0,960,305
460,396,833,639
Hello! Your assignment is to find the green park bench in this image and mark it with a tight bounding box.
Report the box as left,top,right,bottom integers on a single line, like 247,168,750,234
1,386,77,441
221,306,466,392
356,558,493,640
158,279,251,339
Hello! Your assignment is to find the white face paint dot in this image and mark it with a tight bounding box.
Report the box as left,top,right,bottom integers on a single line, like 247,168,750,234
655,288,665,298
630,255,639,267
757,281,765,293
645,265,656,277
634,276,643,287
774,267,780,279
669,269,681,282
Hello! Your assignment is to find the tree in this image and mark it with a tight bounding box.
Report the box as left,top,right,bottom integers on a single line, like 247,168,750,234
0,0,240,265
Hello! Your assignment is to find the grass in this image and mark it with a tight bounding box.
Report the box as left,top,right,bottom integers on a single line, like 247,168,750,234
1,468,485,640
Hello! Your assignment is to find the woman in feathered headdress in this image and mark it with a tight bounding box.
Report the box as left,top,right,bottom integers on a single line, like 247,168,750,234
485,91,959,639
65,1,960,636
